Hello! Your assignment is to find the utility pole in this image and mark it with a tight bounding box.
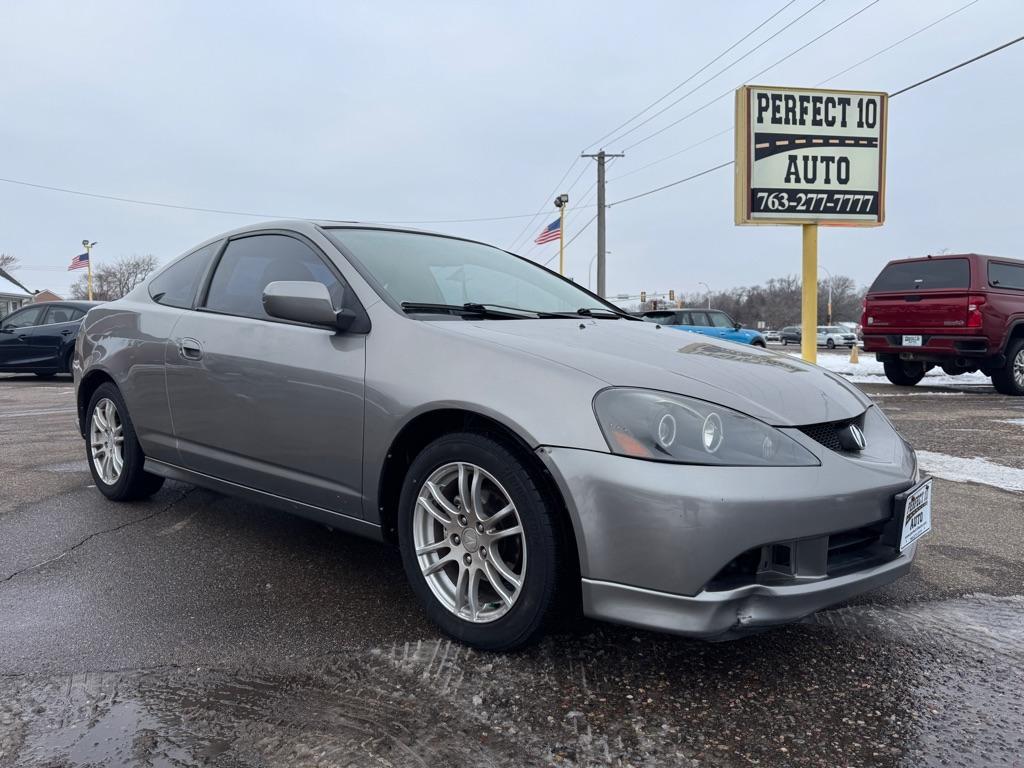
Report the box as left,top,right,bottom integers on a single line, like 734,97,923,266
82,240,97,301
581,149,624,298
554,193,569,275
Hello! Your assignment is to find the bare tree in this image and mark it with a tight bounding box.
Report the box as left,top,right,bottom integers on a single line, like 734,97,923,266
70,255,159,301
0,253,19,272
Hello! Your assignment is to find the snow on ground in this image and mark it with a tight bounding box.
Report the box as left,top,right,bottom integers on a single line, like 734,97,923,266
785,351,991,387
916,451,1024,493
999,418,1024,426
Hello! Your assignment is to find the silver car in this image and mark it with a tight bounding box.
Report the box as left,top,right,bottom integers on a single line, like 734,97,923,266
74,221,924,650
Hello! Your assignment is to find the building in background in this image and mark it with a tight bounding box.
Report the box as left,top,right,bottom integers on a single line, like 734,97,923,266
0,272,31,318
31,289,64,303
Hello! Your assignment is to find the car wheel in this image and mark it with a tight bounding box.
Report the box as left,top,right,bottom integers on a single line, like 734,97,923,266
826,338,835,349
883,360,926,387
991,338,1024,396
398,432,563,651
86,382,165,501
62,346,75,374
752,340,766,348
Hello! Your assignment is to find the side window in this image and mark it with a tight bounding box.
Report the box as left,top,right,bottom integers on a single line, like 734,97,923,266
204,234,345,321
990,262,1024,290
1,306,44,330
677,312,692,325
43,306,77,324
688,311,710,327
708,312,733,328
149,242,220,309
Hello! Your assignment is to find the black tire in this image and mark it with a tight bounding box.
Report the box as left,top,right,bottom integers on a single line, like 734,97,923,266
62,346,75,374
397,432,563,651
85,382,165,501
752,340,766,348
826,338,836,349
884,360,926,387
34,371,56,379
940,364,965,377
991,338,1024,396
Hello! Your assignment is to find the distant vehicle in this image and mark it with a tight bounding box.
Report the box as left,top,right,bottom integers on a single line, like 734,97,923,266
817,326,857,349
863,254,1024,393
640,308,767,347
764,329,781,343
0,301,98,377
779,326,801,345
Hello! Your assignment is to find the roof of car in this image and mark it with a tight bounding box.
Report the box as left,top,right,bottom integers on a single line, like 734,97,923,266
885,253,1024,266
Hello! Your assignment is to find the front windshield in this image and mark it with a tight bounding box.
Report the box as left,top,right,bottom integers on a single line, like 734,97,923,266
326,228,613,315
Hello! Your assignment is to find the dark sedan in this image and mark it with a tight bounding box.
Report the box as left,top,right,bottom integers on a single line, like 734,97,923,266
779,325,802,346
0,301,99,377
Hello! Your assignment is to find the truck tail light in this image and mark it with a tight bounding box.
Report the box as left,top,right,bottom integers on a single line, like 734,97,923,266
859,298,867,328
967,295,986,328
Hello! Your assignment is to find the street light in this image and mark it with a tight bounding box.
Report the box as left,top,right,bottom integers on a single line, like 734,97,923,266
554,193,569,276
82,240,97,301
818,265,833,325
698,281,711,309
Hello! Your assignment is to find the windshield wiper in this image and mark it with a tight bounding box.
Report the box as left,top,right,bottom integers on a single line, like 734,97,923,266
576,306,639,320
400,302,530,319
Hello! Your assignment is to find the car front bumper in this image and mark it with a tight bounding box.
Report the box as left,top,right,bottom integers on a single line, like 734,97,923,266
537,417,918,638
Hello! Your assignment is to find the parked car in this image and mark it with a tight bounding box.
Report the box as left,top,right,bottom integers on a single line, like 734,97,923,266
639,308,767,347
0,301,98,377
863,253,1024,393
763,329,781,343
75,221,926,650
779,326,802,345
817,325,858,349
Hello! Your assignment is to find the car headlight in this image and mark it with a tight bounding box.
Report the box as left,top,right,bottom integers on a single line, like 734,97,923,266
593,388,819,466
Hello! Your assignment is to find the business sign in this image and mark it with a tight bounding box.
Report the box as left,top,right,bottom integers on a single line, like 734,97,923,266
735,85,887,226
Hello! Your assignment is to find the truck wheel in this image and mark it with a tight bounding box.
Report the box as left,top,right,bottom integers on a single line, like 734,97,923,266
884,360,926,386
991,339,1024,396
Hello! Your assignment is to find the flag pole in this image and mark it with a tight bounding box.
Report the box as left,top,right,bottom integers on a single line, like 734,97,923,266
86,242,93,301
558,203,565,276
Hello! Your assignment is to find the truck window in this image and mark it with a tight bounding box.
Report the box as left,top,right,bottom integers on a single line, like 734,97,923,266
869,258,970,292
989,262,1024,290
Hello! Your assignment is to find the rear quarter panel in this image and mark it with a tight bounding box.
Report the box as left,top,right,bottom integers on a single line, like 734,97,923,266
77,290,184,462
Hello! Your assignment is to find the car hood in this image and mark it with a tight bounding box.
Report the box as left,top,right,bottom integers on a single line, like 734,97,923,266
435,319,869,426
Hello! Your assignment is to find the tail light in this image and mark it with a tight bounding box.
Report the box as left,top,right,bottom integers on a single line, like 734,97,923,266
859,298,868,328
967,294,986,328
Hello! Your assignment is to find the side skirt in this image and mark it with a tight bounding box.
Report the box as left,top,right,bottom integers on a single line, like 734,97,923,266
144,458,385,542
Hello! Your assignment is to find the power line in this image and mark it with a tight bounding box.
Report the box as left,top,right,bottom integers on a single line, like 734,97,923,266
622,0,881,152
602,0,829,149
607,33,1024,207
583,0,802,152
814,0,981,86
0,174,598,226
607,0,980,183
889,31,1024,97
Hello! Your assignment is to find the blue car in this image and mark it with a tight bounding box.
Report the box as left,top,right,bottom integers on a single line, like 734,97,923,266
639,308,767,347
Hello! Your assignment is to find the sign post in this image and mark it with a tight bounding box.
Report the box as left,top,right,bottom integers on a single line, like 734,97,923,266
735,85,887,363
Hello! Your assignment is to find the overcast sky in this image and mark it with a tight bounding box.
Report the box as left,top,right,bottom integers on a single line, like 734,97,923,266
2,0,1022,301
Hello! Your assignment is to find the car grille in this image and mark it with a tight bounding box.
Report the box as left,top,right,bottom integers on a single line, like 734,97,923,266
798,415,864,453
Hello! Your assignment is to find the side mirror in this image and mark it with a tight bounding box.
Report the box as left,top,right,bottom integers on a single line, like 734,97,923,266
734,322,742,331
262,281,354,332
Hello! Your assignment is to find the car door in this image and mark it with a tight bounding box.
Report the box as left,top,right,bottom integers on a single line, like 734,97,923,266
164,232,366,518
708,311,741,341
0,305,45,369
816,326,827,346
31,305,85,371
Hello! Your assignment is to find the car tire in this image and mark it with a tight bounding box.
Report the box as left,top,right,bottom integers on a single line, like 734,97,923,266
397,432,564,651
826,338,835,349
86,382,165,501
991,338,1024,396
884,360,926,387
752,340,766,348
62,346,75,374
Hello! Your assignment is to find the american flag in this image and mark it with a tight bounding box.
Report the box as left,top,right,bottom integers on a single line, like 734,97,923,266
68,252,89,271
534,218,561,245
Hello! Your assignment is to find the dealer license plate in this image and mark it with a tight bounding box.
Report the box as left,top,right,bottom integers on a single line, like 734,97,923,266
898,478,932,551
902,335,923,347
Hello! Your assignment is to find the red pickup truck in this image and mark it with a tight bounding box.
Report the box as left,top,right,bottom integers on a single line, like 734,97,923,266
862,253,1024,395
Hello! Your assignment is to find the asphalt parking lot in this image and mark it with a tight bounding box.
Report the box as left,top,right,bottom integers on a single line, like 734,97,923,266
1,350,1022,767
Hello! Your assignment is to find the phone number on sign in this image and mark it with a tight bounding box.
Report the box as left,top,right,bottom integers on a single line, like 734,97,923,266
751,189,878,215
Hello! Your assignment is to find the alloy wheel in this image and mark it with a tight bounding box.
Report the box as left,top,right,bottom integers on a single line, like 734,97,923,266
90,398,124,485
1014,349,1024,389
413,462,527,623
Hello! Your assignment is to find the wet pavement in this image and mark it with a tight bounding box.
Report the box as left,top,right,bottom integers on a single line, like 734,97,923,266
1,356,1022,767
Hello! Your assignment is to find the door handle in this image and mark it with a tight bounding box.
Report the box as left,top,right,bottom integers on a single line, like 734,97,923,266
178,338,204,361
16,333,28,342
61,329,73,336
